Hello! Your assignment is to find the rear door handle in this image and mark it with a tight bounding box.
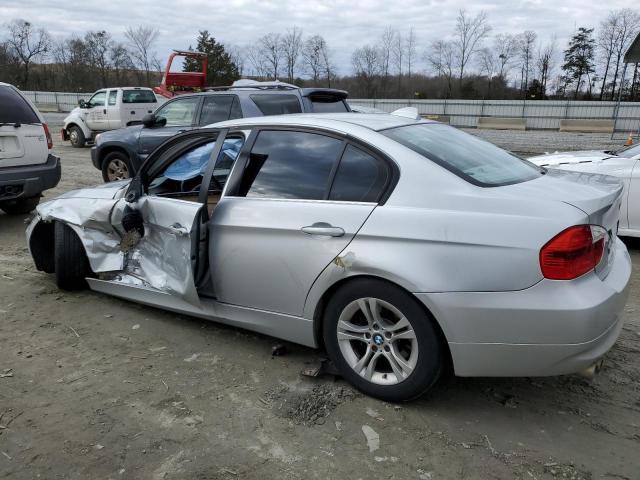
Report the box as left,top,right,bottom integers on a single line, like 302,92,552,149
301,222,345,237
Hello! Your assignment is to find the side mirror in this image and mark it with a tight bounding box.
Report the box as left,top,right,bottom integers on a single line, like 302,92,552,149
125,175,144,203
78,99,87,108
142,114,166,128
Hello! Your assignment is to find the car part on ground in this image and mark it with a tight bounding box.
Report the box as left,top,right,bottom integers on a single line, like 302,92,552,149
91,81,351,182
26,113,631,401
0,82,60,215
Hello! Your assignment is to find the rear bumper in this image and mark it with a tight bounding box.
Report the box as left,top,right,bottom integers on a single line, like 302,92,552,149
416,237,631,377
0,154,61,201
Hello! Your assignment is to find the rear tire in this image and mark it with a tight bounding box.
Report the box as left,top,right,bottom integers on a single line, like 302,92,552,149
54,222,90,290
0,196,40,215
102,151,132,182
68,126,86,148
323,278,442,402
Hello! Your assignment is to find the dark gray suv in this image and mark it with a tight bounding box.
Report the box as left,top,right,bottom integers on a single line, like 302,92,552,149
91,81,350,182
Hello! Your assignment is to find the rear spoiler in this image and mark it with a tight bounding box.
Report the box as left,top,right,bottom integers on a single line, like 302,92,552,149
300,88,348,101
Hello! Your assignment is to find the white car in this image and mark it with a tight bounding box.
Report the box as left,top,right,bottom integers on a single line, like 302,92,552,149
0,82,59,214
529,144,640,237
62,87,163,148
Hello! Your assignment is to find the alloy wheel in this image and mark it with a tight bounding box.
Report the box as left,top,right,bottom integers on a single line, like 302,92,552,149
107,159,130,181
336,297,419,385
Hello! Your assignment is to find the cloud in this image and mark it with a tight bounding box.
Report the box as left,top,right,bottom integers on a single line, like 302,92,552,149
0,0,634,75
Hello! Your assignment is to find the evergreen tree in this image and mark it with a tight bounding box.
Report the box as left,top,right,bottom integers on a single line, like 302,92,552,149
183,30,239,86
561,27,596,99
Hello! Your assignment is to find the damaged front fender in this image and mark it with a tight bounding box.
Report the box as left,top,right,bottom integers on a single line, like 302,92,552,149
27,197,124,273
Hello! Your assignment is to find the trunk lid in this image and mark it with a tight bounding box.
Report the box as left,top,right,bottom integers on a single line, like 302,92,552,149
501,168,623,278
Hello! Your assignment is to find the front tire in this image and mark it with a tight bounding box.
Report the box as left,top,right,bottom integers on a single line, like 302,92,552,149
323,278,442,402
54,222,90,290
101,151,132,182
0,196,40,215
68,126,86,148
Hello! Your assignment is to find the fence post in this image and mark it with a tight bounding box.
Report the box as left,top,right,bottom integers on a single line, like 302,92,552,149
54,92,59,112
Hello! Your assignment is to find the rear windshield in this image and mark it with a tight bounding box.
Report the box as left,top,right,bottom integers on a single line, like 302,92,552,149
381,123,542,187
250,94,302,115
310,98,349,113
122,90,157,104
0,86,39,124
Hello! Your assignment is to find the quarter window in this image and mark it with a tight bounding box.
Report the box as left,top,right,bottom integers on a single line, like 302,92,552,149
155,97,200,127
238,130,343,200
250,94,302,115
329,145,389,202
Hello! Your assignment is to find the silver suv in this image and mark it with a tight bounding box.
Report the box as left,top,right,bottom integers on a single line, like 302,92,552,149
0,83,60,214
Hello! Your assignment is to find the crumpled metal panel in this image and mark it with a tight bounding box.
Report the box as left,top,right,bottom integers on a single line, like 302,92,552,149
120,196,203,305
28,197,124,273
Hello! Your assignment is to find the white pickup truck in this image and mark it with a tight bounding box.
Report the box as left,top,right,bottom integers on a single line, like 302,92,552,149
62,87,164,148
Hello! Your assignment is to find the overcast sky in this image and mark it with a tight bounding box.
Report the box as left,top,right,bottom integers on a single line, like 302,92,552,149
0,0,635,75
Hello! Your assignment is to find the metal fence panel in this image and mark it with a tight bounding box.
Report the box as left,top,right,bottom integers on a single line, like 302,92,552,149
21,91,640,132
349,98,640,132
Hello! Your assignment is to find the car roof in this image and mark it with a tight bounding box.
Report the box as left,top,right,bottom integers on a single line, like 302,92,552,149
213,112,435,132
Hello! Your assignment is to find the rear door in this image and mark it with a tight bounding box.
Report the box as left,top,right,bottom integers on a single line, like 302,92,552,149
209,128,389,316
0,85,48,168
106,89,121,129
120,88,158,127
138,96,201,158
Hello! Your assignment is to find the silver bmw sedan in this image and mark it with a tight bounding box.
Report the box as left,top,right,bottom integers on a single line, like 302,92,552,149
26,113,631,401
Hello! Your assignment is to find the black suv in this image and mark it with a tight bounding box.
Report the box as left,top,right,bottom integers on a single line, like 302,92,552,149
91,81,350,181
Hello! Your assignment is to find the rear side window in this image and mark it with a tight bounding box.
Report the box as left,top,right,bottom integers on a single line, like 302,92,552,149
108,90,117,106
250,94,302,116
0,86,39,123
382,123,542,187
122,90,157,103
329,145,389,202
199,95,239,125
311,98,348,113
238,130,343,199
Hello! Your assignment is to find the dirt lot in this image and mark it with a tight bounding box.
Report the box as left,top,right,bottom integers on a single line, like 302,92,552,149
1,134,639,480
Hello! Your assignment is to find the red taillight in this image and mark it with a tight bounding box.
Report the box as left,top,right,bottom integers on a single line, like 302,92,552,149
42,123,53,150
540,225,606,280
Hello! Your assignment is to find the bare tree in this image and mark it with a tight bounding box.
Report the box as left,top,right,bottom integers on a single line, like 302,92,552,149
392,30,404,78
426,40,455,97
282,27,303,83
453,9,492,85
352,45,380,97
125,25,160,86
302,34,332,85
493,33,518,81
378,27,395,95
244,44,269,79
110,43,134,85
85,30,113,86
479,47,497,97
5,19,51,88
405,27,417,80
536,37,556,98
258,33,283,80
607,9,640,99
226,44,245,77
517,30,537,94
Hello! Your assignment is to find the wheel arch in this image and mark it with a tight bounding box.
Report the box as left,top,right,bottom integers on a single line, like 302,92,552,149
311,274,453,371
65,121,91,139
99,145,135,169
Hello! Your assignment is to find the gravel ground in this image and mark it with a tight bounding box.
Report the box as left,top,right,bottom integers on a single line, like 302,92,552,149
0,135,639,479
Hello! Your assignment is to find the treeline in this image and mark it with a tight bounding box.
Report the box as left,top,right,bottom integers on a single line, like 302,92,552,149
1,8,639,101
